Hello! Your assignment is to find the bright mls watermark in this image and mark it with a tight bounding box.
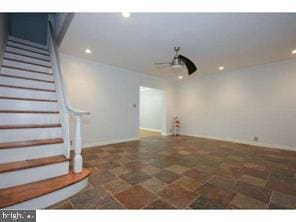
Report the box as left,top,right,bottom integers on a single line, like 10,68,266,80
0,210,36,222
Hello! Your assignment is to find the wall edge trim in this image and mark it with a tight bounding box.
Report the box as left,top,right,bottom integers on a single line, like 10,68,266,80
181,133,296,152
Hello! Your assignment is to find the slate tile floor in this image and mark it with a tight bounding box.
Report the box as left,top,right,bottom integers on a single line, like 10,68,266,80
49,135,296,209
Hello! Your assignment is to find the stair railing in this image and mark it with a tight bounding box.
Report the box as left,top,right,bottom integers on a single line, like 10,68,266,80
48,22,90,173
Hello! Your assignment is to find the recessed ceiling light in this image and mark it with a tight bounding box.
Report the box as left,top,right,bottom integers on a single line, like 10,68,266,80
291,49,296,54
85,49,92,54
219,66,224,70
178,76,183,79
121,12,131,18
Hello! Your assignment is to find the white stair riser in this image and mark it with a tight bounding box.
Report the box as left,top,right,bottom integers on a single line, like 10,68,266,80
3,60,52,74
0,128,62,143
0,113,60,125
1,67,54,82
0,161,69,189
6,178,88,209
6,46,50,61
8,36,48,50
4,52,51,67
7,41,50,55
0,87,57,100
0,76,55,90
0,143,64,163
0,100,58,111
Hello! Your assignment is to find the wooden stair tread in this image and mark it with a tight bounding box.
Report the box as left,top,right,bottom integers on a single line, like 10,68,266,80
5,51,51,62
1,65,53,76
8,36,48,50
0,138,64,149
0,155,69,173
0,96,57,103
0,74,55,83
0,84,56,92
0,110,59,114
0,123,61,129
3,57,52,68
7,39,48,51
0,168,90,208
5,45,50,56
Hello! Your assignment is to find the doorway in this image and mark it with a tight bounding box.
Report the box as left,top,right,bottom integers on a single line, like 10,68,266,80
139,86,166,138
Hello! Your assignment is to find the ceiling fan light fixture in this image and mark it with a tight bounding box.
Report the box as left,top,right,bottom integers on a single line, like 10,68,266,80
85,48,92,54
121,12,131,18
171,57,183,69
171,63,183,69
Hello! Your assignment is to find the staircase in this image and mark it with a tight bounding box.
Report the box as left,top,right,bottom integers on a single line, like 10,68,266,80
0,31,90,209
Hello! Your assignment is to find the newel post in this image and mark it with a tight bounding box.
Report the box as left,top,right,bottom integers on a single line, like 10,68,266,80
73,115,83,173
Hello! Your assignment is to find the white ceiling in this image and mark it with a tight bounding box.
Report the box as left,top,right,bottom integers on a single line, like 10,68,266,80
60,13,296,79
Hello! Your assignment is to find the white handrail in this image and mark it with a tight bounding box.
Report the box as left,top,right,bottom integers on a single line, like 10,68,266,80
48,23,90,116
48,22,89,173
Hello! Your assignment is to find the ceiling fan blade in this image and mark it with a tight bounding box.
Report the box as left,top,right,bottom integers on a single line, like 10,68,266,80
154,62,171,65
178,55,197,75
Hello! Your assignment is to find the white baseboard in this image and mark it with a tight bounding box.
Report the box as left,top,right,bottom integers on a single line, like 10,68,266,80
140,127,162,133
181,132,296,152
79,137,139,149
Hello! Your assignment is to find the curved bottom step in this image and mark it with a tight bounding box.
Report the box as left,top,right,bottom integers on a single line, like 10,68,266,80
0,168,90,209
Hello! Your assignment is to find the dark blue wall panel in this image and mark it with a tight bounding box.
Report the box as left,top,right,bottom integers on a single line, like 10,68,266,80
9,13,48,45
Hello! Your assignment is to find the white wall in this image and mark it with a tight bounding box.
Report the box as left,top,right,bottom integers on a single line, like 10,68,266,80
60,54,176,148
176,59,296,149
140,87,164,131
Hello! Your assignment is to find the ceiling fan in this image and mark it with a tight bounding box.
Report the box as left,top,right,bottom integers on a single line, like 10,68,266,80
155,46,197,75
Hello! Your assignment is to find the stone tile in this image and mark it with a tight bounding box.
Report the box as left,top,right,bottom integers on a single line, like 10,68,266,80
84,159,107,168
239,175,267,187
174,176,202,192
124,160,147,170
151,160,174,169
244,162,266,171
48,200,73,209
141,165,161,175
89,169,117,186
110,166,131,176
114,185,156,209
154,170,181,184
234,181,271,203
70,187,114,209
241,167,269,180
166,164,189,174
158,184,197,208
144,199,176,209
269,167,295,184
175,158,197,167
195,163,218,174
98,158,120,170
190,196,224,209
183,168,209,182
269,191,296,208
140,177,168,193
266,180,296,196
229,193,268,209
103,179,132,195
101,200,125,209
217,163,242,178
208,175,236,190
120,171,151,185
198,183,236,207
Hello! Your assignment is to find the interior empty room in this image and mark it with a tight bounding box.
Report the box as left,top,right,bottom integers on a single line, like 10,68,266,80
0,13,295,210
